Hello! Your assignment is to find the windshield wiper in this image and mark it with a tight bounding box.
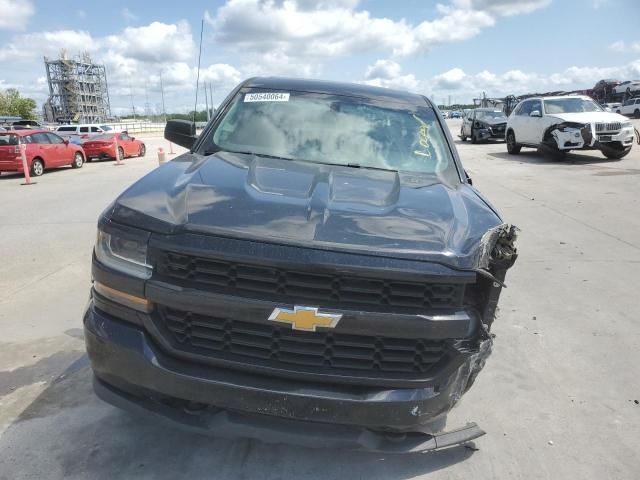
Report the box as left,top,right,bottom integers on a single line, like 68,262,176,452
202,149,396,172
328,162,397,173
202,148,294,162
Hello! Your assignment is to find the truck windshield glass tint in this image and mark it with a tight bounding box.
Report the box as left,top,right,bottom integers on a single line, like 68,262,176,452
544,98,603,114
208,91,458,180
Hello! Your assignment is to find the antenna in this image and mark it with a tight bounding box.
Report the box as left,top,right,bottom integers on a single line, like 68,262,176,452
193,19,204,124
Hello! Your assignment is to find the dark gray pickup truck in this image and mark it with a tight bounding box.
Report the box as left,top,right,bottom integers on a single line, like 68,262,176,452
84,77,517,453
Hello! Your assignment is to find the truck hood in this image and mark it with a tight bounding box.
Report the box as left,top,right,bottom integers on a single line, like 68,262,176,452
549,111,628,124
109,152,503,268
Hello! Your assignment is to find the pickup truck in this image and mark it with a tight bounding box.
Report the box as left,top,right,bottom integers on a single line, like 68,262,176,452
84,77,517,453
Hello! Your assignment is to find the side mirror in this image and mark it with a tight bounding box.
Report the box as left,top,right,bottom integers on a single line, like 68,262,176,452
530,110,542,117
63,139,69,145
165,120,196,149
130,137,135,141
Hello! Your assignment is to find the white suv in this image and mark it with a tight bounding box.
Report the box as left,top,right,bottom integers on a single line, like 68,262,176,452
55,124,115,141
506,95,634,159
615,98,640,118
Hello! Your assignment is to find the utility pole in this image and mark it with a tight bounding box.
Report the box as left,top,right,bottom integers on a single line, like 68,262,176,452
205,82,210,121
159,72,167,123
209,82,215,118
129,78,136,120
144,86,151,118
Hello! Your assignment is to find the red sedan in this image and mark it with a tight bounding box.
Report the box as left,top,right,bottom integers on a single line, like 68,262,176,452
0,129,85,176
82,133,146,161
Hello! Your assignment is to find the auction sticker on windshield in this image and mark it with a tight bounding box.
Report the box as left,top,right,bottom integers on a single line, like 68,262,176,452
244,92,290,102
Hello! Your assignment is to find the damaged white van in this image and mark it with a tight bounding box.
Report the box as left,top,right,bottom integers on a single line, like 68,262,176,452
506,95,634,159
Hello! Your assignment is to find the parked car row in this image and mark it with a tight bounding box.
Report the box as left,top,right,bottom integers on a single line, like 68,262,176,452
0,130,146,177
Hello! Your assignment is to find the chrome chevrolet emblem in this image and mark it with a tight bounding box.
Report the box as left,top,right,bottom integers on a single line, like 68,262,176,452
268,306,342,332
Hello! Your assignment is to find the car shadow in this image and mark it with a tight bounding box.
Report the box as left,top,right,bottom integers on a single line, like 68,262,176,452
487,150,623,165
0,356,477,479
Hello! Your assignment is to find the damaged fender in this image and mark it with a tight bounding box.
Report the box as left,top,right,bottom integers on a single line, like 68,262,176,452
473,224,519,329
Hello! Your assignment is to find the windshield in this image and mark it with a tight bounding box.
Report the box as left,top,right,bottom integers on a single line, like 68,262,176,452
88,134,114,141
0,134,19,145
544,98,603,114
207,90,458,181
476,110,506,120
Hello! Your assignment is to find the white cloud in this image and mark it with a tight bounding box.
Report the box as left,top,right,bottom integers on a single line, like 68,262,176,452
0,20,241,113
104,21,194,63
363,59,420,91
238,51,321,78
199,64,242,85
608,40,640,53
121,7,138,22
360,58,640,103
0,0,35,30
365,59,402,80
0,30,96,61
450,0,551,16
421,58,640,101
433,68,468,90
205,0,499,61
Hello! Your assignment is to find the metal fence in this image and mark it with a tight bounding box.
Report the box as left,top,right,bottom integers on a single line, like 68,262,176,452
102,122,167,134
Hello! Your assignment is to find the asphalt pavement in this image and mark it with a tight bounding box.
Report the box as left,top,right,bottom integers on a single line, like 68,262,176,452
0,121,639,479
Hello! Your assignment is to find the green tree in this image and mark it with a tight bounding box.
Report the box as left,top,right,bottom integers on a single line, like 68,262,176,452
0,88,37,120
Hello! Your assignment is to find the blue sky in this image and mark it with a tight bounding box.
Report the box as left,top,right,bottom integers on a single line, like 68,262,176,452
1,0,639,115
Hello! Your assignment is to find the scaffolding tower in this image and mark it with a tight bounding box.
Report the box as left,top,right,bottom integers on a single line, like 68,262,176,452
43,51,111,123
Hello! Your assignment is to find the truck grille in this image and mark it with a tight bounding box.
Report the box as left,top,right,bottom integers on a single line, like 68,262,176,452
156,251,465,312
595,122,621,133
156,306,448,376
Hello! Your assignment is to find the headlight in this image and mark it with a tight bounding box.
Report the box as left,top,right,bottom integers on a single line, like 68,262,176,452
95,229,152,279
622,121,632,129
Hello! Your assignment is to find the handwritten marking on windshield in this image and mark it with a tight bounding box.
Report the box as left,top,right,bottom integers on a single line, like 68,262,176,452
412,114,431,158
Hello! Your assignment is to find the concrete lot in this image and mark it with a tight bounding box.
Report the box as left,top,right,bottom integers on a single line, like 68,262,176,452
1,121,639,479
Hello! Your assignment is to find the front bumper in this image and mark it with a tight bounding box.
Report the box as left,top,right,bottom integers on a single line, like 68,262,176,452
476,128,505,140
84,301,490,452
596,127,635,146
